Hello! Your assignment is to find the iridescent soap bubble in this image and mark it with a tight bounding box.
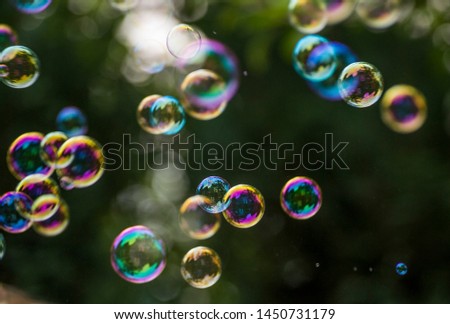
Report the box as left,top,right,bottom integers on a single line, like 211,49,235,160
280,176,322,220
308,42,358,101
179,196,221,240
222,184,265,229
292,35,336,81
0,233,5,260
181,246,222,289
288,0,328,34
196,176,231,213
338,62,384,108
0,192,33,234
40,132,68,168
356,0,402,29
108,0,138,11
33,199,69,237
381,85,427,134
0,24,18,51
56,107,88,138
56,136,104,189
111,225,167,284
137,94,162,133
16,174,60,221
325,0,356,25
7,132,54,180
396,262,408,276
12,0,52,14
167,24,202,59
0,46,40,88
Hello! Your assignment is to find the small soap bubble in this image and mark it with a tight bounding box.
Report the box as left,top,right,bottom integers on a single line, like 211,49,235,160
108,0,138,11
0,46,40,88
381,85,427,134
56,136,104,189
338,61,384,108
40,132,68,168
288,0,328,34
325,0,356,25
0,233,5,260
396,262,408,276
356,0,402,29
0,192,33,234
179,196,221,240
33,199,69,237
167,24,202,59
7,132,54,180
196,176,231,213
222,184,265,229
181,246,222,289
111,225,167,283
0,24,18,51
280,176,322,220
292,35,336,81
56,107,88,138
12,0,52,14
137,94,162,133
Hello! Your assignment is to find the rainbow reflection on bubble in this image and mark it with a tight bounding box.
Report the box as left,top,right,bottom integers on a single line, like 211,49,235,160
196,176,231,213
396,262,408,276
0,233,5,260
40,132,68,168
381,85,427,134
12,0,52,14
325,0,356,25
0,24,18,52
7,132,54,180
56,107,88,138
292,35,336,82
338,61,384,108
111,225,167,284
179,195,221,240
56,136,104,189
222,184,265,229
280,177,322,220
167,24,202,59
0,46,40,89
33,198,69,237
181,246,222,289
356,0,402,30
308,42,358,101
288,0,327,34
0,191,33,234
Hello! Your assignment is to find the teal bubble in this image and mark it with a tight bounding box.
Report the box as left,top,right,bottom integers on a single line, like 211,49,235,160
396,262,408,276
12,0,52,14
196,176,231,213
56,107,88,138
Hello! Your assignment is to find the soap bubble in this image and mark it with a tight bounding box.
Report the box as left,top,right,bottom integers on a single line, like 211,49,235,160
222,184,265,229
56,107,88,138
280,176,322,220
0,46,40,88
288,0,328,34
381,85,427,134
108,0,138,11
0,192,33,234
0,233,5,260
56,136,104,189
325,0,356,25
111,225,167,283
338,61,384,108
167,24,202,59
396,262,408,276
356,0,402,30
33,199,69,237
179,196,221,240
0,24,18,51
40,132,68,168
137,94,162,133
292,35,336,81
181,246,222,289
196,176,231,213
12,0,52,14
7,132,54,180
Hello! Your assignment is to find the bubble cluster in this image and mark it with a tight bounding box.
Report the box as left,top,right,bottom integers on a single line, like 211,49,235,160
167,24,202,59
0,46,40,88
12,0,52,14
288,0,327,34
0,24,18,51
0,233,5,260
338,62,384,108
179,195,221,240
0,191,33,234
381,85,427,134
325,0,356,25
56,107,88,138
196,176,231,213
222,184,265,228
181,246,222,289
280,177,322,220
356,0,402,30
111,225,167,283
33,199,70,237
396,262,408,276
40,132,68,168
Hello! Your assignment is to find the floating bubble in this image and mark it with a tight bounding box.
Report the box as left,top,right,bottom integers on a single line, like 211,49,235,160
16,174,60,221
196,176,231,213
0,24,18,52
292,35,336,81
0,233,5,260
222,184,265,229
308,42,358,101
12,0,52,14
33,199,69,237
0,46,40,89
40,132,68,168
396,262,408,276
381,85,427,134
108,0,138,11
325,0,356,25
56,136,104,189
137,94,162,133
0,192,33,234
280,176,322,220
338,61,384,108
167,24,202,59
181,246,222,289
179,196,221,240
7,132,54,180
288,0,327,34
111,225,167,284
56,107,88,138
356,0,402,29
